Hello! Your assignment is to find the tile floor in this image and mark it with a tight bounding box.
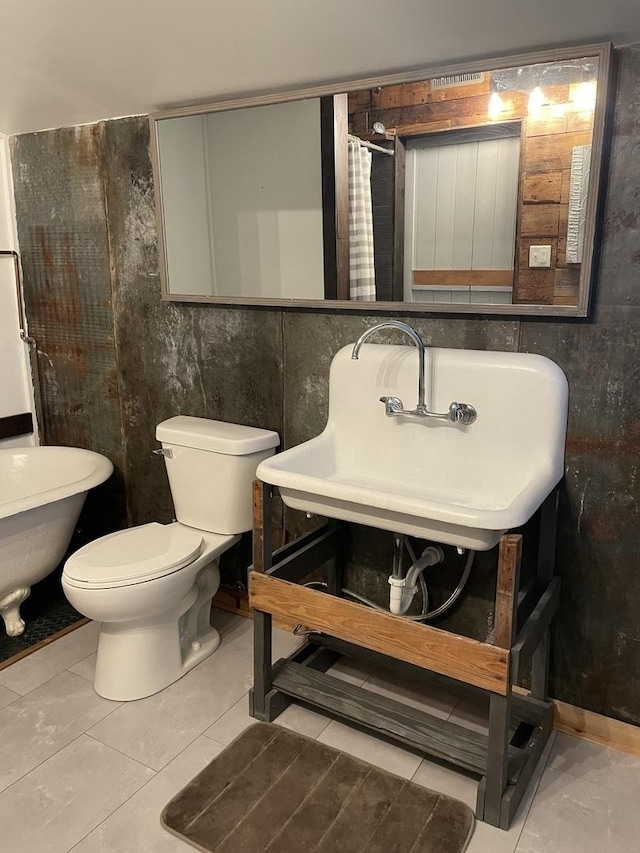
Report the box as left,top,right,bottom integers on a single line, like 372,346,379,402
0,612,639,852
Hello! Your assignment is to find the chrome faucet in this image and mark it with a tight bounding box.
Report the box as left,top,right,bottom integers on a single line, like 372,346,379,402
351,321,477,425
352,321,427,411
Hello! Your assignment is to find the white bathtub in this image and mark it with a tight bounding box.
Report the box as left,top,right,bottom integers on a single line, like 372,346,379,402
0,446,113,637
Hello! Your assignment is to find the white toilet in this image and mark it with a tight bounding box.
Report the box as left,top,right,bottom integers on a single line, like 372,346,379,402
62,416,279,701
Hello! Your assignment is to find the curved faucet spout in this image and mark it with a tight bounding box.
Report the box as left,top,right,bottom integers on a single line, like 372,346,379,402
351,321,477,425
351,321,426,411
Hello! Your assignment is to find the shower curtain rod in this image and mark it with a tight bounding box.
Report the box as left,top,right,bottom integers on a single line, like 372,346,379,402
348,134,394,156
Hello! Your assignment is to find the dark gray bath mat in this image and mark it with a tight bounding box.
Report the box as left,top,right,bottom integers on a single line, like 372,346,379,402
161,722,474,853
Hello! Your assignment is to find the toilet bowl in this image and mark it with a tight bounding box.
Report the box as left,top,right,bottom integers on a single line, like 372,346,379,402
62,416,279,701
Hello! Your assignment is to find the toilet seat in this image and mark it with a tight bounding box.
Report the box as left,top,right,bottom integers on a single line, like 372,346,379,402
63,522,203,589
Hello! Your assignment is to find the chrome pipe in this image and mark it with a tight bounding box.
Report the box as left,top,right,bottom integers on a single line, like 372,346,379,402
352,321,426,411
392,534,405,579
0,251,28,341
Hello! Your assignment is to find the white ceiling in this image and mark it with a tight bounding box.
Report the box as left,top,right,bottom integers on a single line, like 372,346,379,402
1,0,639,135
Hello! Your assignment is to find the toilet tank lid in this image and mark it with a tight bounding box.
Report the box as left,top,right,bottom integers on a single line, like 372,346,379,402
156,416,280,455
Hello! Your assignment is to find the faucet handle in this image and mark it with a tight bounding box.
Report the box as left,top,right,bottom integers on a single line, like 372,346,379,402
448,402,477,425
152,447,173,458
380,396,405,416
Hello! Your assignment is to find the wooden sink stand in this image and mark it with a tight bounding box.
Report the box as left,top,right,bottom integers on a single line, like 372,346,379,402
248,480,560,830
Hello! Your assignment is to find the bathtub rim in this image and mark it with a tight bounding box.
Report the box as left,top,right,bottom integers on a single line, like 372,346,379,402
0,446,114,521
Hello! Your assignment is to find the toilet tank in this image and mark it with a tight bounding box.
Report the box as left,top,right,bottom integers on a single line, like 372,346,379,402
155,416,279,534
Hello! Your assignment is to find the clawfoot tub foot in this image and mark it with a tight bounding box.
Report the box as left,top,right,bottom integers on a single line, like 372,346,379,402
0,587,31,637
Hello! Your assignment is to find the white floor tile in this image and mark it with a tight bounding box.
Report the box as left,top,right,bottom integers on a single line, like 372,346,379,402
277,701,332,738
210,608,243,633
412,755,480,809
71,736,223,852
326,655,375,686
219,614,304,661
199,647,367,746
69,653,97,681
317,719,423,779
203,691,332,745
0,610,635,853
0,734,152,853
412,726,557,853
0,621,100,695
0,671,120,793
466,817,523,853
0,683,19,710
87,640,254,770
211,610,253,646
547,731,640,794
202,692,254,746
516,766,640,853
272,627,304,660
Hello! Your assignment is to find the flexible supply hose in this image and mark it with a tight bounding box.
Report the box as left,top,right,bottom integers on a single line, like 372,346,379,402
342,548,475,622
417,548,474,620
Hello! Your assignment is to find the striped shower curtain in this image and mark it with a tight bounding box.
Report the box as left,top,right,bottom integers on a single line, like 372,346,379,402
348,140,376,301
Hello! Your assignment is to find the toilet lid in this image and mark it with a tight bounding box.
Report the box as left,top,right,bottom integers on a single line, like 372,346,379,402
63,522,203,587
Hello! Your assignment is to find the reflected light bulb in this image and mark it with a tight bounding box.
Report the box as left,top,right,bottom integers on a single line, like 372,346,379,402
488,92,505,120
528,86,546,115
571,81,597,111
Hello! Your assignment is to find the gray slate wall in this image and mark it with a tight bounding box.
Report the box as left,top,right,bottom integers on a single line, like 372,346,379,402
10,46,640,723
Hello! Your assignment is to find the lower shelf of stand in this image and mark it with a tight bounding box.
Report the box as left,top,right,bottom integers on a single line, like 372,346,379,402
272,659,530,781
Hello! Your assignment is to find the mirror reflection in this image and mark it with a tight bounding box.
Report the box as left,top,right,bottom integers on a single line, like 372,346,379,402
354,54,598,308
152,45,609,315
157,98,324,300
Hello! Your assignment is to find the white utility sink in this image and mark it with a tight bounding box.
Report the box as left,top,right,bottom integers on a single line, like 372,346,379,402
257,342,568,550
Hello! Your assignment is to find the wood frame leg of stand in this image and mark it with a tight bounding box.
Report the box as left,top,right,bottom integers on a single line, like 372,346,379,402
249,481,277,720
484,692,513,826
251,610,272,720
249,481,340,721
480,534,522,827
478,491,560,828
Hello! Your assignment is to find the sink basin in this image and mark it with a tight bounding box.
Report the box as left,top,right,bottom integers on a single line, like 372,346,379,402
257,344,568,550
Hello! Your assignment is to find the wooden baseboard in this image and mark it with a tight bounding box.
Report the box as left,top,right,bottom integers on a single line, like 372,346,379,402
214,590,640,759
551,698,640,759
213,588,253,618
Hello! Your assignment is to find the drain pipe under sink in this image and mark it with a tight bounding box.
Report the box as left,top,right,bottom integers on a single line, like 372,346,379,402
388,544,444,615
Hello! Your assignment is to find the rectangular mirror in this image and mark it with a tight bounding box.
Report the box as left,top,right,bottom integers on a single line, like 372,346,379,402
150,42,611,316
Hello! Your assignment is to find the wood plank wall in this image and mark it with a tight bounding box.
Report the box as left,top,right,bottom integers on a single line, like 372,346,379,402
348,76,594,305
517,105,593,305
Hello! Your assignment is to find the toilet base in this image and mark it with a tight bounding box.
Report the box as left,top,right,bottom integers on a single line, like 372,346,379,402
93,564,222,701
94,621,221,701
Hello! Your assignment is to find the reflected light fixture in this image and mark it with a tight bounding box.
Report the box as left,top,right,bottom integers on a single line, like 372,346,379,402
528,85,546,115
571,80,597,111
488,91,505,120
